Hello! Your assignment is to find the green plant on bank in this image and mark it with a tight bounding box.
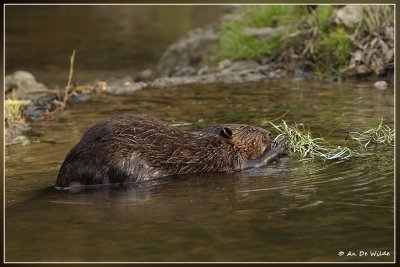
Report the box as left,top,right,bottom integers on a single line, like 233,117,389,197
313,5,335,33
214,6,308,61
267,119,394,161
214,5,354,76
355,5,394,34
308,6,353,78
5,97,57,146
5,94,24,127
5,96,31,146
5,50,76,147
313,28,354,77
214,5,393,79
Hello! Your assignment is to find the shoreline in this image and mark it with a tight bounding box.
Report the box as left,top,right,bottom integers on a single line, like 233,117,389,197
4,5,394,143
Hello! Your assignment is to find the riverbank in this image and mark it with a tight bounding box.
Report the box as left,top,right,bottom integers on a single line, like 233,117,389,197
4,5,394,143
103,5,394,95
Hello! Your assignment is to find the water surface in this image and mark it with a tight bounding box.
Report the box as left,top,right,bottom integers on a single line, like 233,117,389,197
5,5,224,84
4,4,395,263
5,81,394,262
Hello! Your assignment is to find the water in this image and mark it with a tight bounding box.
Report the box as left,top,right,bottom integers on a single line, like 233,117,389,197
5,81,394,262
5,5,395,263
5,5,225,84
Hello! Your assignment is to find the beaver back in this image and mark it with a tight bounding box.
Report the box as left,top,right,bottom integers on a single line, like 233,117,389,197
56,114,273,188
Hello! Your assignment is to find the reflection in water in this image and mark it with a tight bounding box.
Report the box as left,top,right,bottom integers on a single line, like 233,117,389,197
5,80,394,262
5,155,394,262
4,5,394,263
5,5,224,84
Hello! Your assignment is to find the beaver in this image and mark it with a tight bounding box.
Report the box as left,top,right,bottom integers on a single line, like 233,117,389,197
56,114,287,188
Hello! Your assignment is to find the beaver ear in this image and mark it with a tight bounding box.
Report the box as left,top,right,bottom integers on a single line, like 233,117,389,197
220,127,233,139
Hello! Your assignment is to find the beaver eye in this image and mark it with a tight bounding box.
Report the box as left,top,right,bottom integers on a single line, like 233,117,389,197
268,133,272,138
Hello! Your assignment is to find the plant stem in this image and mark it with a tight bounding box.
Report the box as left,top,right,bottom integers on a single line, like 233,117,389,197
63,49,76,105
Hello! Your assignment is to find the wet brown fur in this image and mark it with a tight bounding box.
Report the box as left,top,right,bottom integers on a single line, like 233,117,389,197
56,114,275,188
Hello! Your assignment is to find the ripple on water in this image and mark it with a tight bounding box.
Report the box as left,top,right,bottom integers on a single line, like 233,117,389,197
5,81,394,262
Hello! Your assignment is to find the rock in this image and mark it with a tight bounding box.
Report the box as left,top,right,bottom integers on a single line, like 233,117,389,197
68,93,90,103
157,27,218,77
330,5,364,28
197,66,210,75
374,80,388,90
228,60,261,72
134,69,153,82
107,78,147,95
171,66,197,77
293,61,315,80
217,59,232,70
5,71,49,100
92,81,108,93
22,95,62,121
5,122,31,143
24,103,47,121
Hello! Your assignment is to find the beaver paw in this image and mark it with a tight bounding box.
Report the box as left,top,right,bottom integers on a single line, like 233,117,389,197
273,141,290,157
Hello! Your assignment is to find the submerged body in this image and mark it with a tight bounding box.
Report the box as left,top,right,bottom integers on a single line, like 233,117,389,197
56,114,286,188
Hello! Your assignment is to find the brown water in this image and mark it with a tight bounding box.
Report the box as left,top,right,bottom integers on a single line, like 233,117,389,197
5,5,225,84
4,4,395,263
5,81,394,262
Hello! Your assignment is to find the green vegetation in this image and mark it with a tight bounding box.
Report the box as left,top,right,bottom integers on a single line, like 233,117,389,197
314,28,354,76
267,119,394,161
5,97,24,128
351,119,395,148
313,5,334,33
355,5,394,33
214,5,394,79
5,99,56,146
5,50,78,146
311,6,354,77
5,97,31,146
214,6,308,61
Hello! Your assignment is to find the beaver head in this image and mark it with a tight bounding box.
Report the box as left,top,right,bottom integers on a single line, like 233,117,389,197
56,114,282,188
199,124,273,160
